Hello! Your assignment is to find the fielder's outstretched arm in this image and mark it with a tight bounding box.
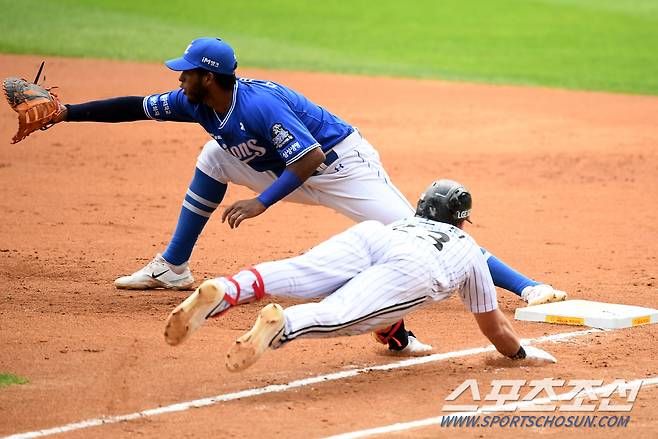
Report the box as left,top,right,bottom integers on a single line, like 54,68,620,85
57,96,152,123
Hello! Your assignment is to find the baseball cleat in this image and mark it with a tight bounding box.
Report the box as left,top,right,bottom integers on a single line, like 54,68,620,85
114,253,194,290
225,303,285,372
522,284,568,306
164,279,229,346
389,331,433,356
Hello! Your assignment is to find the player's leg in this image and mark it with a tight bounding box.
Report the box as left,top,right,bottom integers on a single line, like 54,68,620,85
132,133,403,291
164,220,390,345
280,271,427,339
199,140,322,206
226,254,435,371
113,139,311,291
295,134,438,353
306,133,414,223
114,163,227,290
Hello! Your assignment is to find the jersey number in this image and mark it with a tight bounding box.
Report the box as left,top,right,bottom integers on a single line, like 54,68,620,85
428,232,450,251
394,224,451,251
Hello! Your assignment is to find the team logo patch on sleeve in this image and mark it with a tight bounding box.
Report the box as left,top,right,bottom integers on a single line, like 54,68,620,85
271,123,294,149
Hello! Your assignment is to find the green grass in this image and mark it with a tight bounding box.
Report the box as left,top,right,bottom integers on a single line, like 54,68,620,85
0,373,29,387
1,0,657,94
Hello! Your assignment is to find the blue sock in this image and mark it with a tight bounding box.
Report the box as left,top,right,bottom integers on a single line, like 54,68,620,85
481,248,539,296
162,168,227,265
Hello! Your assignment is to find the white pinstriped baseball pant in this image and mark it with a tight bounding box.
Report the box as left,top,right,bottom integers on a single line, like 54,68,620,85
220,220,438,345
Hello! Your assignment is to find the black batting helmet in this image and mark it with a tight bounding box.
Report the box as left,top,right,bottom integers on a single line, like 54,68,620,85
415,179,472,226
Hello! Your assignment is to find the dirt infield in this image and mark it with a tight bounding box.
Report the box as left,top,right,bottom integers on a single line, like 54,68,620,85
1,54,657,438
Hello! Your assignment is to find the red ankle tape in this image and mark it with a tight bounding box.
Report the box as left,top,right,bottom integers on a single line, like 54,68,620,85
225,276,240,306
248,267,266,300
389,336,402,348
374,320,403,343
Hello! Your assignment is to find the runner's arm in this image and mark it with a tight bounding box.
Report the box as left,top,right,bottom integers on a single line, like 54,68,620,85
473,308,521,357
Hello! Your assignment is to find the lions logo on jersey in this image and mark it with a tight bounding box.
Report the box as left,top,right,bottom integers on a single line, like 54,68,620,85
271,123,294,149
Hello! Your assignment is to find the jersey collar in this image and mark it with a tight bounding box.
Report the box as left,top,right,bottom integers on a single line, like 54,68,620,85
213,80,239,129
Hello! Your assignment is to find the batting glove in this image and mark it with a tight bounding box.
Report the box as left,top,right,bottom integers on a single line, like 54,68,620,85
522,284,568,306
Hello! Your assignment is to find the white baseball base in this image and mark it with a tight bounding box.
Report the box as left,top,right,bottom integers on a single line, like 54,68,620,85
515,299,658,329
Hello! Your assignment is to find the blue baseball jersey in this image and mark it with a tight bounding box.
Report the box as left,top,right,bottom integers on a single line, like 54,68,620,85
142,78,354,174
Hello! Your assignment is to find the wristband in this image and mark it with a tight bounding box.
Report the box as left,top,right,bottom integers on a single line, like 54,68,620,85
257,169,303,208
509,345,526,359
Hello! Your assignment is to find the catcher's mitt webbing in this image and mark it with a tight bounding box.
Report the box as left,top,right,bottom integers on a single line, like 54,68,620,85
33,61,45,84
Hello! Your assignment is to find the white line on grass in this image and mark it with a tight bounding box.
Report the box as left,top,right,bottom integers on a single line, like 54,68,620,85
323,376,658,439
4,328,603,439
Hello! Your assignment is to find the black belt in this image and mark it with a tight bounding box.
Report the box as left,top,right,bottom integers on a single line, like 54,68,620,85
323,149,339,166
312,149,339,176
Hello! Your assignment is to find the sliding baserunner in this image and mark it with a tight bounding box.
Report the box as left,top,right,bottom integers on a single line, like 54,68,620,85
164,179,558,370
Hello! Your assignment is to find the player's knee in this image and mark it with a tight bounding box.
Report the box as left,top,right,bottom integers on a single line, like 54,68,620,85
199,139,220,162
197,142,230,184
203,138,219,149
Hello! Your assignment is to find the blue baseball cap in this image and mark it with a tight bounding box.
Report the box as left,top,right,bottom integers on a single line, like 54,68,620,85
165,37,238,75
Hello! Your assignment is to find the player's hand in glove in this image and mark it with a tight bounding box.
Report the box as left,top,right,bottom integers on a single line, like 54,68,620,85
522,284,568,306
222,198,267,229
3,76,66,144
514,345,557,365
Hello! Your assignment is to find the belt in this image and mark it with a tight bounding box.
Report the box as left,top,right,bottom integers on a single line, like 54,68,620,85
312,129,361,176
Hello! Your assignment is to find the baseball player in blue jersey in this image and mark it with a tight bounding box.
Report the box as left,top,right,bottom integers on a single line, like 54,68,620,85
164,178,558,371
48,37,566,354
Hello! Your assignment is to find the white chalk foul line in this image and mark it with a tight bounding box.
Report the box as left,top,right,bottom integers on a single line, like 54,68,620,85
4,328,602,439
323,376,658,439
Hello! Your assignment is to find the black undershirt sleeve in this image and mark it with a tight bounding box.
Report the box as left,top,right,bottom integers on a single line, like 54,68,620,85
65,96,148,122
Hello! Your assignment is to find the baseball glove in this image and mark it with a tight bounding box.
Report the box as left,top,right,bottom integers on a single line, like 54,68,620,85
3,77,65,144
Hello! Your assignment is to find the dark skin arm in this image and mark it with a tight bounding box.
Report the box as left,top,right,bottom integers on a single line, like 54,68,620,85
221,146,326,228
